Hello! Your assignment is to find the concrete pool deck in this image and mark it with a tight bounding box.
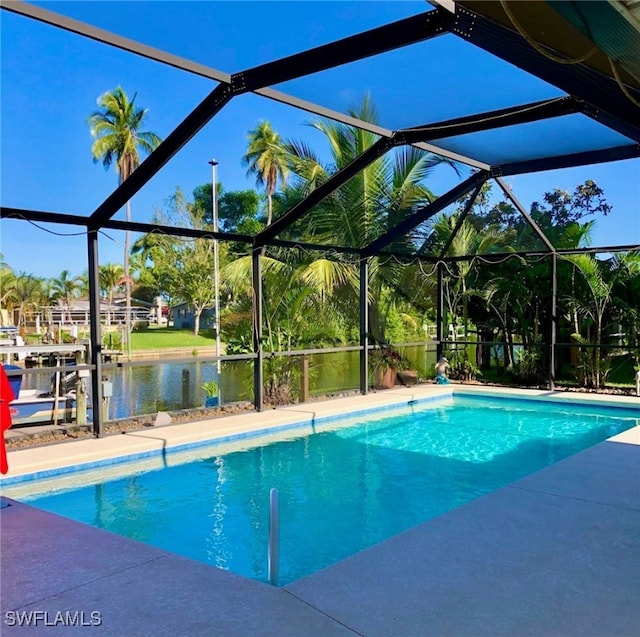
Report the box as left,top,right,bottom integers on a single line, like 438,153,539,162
1,385,639,635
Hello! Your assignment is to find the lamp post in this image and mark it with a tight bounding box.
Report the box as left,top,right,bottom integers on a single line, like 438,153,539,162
208,159,222,401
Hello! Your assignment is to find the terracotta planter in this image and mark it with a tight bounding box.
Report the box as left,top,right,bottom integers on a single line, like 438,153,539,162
374,368,396,389
397,370,418,386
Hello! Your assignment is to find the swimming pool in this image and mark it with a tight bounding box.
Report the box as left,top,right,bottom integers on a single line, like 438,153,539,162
9,394,639,585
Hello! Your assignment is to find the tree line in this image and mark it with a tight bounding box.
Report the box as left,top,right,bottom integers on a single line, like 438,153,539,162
2,88,638,390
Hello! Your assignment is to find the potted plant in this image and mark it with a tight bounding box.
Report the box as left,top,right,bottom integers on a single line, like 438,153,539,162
397,367,419,386
370,345,412,389
201,380,219,407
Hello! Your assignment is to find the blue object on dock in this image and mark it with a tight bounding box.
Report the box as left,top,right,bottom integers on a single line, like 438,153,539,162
3,364,22,399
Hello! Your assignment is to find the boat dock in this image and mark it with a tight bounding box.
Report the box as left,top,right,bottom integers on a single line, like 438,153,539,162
0,343,88,366
2,344,90,427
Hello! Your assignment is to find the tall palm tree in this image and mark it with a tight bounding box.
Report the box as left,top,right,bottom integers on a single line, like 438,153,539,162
286,95,456,343
242,120,289,226
88,87,162,346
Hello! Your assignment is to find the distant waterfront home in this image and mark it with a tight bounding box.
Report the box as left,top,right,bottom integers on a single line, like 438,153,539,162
10,300,152,332
171,304,215,330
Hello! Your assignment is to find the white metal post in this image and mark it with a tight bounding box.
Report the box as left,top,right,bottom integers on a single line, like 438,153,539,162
268,487,280,585
209,159,222,403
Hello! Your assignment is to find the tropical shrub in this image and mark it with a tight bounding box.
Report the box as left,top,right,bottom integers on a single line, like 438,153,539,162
509,348,546,385
446,352,481,382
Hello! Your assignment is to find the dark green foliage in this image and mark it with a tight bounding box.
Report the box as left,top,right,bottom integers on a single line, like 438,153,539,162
192,183,261,232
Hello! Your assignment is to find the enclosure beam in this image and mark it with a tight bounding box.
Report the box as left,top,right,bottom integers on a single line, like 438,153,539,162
252,248,264,412
236,9,452,92
255,138,394,247
268,238,361,256
0,207,254,244
87,229,104,437
257,87,488,170
90,83,234,225
549,252,558,390
494,177,556,253
453,5,640,143
436,262,444,362
0,0,232,84
439,180,487,258
383,243,640,265
364,171,489,256
360,258,369,395
398,96,580,145
495,144,640,177
1,207,90,226
1,2,483,172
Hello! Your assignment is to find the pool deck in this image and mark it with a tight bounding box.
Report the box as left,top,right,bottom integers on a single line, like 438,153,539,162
2,385,639,635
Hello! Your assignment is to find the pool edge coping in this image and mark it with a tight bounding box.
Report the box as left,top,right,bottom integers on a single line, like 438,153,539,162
1,384,638,487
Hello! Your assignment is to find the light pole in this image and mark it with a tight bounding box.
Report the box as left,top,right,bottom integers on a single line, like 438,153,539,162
209,159,222,401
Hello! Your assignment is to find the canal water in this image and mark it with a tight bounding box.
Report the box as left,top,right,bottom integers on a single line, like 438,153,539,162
24,345,437,421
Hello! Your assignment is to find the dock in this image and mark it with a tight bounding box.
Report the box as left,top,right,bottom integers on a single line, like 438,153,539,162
0,343,88,367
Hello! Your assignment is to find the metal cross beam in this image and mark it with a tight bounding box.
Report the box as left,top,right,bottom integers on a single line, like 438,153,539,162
85,8,453,227
494,177,556,254
2,1,485,173
89,84,235,226
397,96,580,145
363,170,489,256
452,4,640,144
236,9,453,92
374,242,640,264
438,180,487,258
256,88,489,170
254,137,395,248
0,206,253,244
267,238,362,257
1,1,231,82
1,207,89,226
495,144,640,177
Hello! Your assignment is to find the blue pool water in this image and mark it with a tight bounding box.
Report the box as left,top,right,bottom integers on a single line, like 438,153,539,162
20,396,638,585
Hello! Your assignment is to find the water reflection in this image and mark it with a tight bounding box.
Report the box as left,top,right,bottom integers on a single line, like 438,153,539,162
106,359,227,419
22,345,438,421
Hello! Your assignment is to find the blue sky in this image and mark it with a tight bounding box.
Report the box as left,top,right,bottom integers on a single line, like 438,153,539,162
1,1,638,279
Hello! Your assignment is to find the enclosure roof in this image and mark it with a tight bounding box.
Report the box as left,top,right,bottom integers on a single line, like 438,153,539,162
0,0,639,257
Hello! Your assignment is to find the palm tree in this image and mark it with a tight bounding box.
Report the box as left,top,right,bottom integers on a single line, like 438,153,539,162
88,87,162,347
0,258,17,321
242,120,289,226
564,254,614,388
609,252,640,368
99,263,124,325
50,269,81,323
286,95,455,343
12,273,44,332
428,212,506,370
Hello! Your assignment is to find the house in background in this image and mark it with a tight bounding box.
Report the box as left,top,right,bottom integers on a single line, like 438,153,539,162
40,299,152,326
171,303,215,331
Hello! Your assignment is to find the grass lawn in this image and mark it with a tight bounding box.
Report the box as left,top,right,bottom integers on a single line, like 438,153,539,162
130,327,218,350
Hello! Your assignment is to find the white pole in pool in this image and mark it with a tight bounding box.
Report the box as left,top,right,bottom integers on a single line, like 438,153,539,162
268,488,280,586
636,369,639,397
